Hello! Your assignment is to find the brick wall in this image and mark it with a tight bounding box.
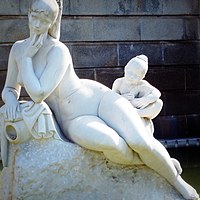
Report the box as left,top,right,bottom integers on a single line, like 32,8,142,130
0,0,200,141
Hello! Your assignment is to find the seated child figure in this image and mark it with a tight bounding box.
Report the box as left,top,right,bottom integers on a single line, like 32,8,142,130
112,55,182,174
112,55,163,135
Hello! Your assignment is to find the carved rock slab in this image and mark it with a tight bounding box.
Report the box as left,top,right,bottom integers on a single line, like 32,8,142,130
2,138,184,200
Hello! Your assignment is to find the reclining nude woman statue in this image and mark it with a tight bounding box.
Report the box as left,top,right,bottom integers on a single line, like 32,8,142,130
0,0,199,199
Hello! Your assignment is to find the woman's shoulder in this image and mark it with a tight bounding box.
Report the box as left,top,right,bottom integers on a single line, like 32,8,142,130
10,39,27,56
47,37,72,61
11,39,25,49
50,37,70,51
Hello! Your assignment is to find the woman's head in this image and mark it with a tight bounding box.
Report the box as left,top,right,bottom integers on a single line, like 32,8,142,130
29,0,59,35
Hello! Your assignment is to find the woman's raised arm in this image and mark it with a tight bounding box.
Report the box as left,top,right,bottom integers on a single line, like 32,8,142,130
21,42,69,103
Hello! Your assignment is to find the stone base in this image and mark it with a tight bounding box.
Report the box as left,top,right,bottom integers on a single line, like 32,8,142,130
2,138,184,200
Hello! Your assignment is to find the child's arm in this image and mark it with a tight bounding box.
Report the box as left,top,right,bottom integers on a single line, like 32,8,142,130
112,78,133,102
132,81,161,109
145,85,161,103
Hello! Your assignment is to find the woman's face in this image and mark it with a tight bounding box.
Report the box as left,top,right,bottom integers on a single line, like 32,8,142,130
28,11,52,35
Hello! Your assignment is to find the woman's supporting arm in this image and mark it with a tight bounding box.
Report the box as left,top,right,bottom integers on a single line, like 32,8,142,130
2,43,21,121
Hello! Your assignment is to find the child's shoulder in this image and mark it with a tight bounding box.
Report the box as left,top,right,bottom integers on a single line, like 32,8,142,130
139,80,151,86
113,77,125,84
138,80,154,92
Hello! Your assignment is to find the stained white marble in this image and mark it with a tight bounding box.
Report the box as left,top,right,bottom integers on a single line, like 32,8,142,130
2,138,184,200
0,0,199,199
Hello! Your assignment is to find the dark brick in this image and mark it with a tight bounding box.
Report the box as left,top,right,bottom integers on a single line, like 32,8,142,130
93,17,140,41
118,43,163,66
154,115,187,139
19,0,31,15
18,0,199,16
146,67,186,91
75,68,95,80
164,91,200,115
186,67,200,90
69,0,137,15
61,17,141,42
60,18,93,42
0,71,6,93
163,0,199,15
0,100,3,107
138,0,163,15
141,18,184,41
111,0,137,15
71,44,118,68
0,0,20,15
0,45,12,70
185,18,200,40
198,19,200,40
164,42,200,65
0,18,29,43
186,114,200,138
95,67,124,88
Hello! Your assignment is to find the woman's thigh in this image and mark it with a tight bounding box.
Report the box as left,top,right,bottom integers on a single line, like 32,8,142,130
98,92,152,150
65,115,126,152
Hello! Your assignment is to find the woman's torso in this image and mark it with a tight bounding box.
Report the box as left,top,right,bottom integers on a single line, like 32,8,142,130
14,37,111,130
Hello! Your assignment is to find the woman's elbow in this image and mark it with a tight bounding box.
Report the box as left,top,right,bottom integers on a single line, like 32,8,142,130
30,90,45,103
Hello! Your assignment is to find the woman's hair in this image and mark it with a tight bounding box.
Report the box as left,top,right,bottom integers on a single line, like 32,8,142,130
30,0,63,39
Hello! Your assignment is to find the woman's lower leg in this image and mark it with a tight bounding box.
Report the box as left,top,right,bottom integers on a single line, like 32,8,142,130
132,138,199,199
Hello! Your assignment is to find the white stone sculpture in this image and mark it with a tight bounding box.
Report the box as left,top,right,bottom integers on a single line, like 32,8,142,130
112,54,183,172
112,55,163,136
0,0,199,199
112,55,163,123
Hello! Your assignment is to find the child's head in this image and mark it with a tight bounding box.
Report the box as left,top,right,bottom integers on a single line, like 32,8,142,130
124,55,148,84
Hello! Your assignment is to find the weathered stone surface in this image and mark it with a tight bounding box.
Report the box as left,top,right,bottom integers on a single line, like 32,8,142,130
69,0,137,15
164,91,200,116
60,18,94,42
164,42,200,65
141,18,185,41
3,0,198,16
71,44,118,68
1,17,198,43
0,45,11,70
0,0,20,15
118,43,163,66
95,67,124,88
2,138,184,200
163,0,199,15
93,18,140,41
138,0,163,15
0,19,28,43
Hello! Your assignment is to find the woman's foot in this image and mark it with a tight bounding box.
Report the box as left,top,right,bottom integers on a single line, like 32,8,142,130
174,175,199,200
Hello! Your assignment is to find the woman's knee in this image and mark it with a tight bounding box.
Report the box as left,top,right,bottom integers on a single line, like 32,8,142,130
126,137,154,153
99,133,128,152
